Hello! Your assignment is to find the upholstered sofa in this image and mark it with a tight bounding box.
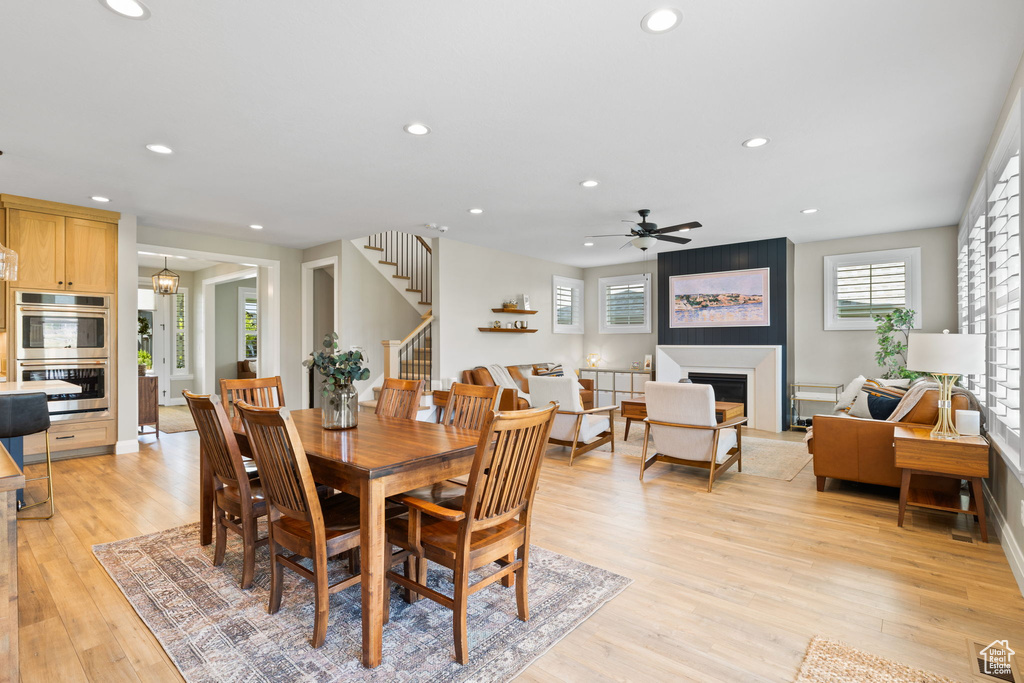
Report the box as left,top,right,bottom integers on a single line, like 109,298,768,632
458,364,595,410
807,391,969,489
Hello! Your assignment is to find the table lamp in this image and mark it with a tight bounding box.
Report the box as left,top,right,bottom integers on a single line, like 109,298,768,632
906,330,985,439
586,353,601,368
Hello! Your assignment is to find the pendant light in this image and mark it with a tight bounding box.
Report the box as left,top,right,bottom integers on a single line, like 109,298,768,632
152,257,179,295
0,242,18,281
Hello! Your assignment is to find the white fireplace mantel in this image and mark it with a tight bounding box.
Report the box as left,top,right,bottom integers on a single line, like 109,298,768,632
655,345,783,432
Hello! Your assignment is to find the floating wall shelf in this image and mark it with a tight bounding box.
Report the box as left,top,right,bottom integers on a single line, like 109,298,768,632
491,308,538,314
478,327,538,334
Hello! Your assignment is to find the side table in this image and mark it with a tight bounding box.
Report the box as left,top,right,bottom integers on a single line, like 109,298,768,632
893,425,990,542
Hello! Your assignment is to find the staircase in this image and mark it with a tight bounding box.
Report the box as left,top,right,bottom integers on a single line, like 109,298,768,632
361,231,432,307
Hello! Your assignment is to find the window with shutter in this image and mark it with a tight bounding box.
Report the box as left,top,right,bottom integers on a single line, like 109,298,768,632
552,276,583,334
171,288,189,376
823,248,922,330
598,274,651,334
239,287,258,359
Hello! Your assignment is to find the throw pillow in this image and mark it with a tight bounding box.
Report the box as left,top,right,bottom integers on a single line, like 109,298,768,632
849,379,908,419
533,364,564,377
834,375,867,413
867,393,902,420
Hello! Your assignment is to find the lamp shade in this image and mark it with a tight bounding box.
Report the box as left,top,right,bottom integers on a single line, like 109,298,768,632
632,236,657,250
906,331,985,376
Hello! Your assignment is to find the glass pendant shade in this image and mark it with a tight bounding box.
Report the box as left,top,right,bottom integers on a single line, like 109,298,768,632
152,257,179,295
0,243,18,281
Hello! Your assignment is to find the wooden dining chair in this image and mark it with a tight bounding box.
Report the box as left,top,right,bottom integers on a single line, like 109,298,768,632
183,390,267,589
385,402,557,664
234,401,401,648
443,383,501,431
375,377,425,420
220,376,285,419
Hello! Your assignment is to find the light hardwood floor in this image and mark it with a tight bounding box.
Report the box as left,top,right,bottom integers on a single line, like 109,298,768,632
16,426,1024,682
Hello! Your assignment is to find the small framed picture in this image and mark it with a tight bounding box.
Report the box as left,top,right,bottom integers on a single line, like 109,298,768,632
630,361,642,370
643,354,652,371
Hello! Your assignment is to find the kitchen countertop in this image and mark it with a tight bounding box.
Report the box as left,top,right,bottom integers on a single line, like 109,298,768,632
0,380,82,395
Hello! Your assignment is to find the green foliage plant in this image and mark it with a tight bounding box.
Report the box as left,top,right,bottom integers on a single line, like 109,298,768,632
138,349,152,368
302,333,371,404
873,308,921,380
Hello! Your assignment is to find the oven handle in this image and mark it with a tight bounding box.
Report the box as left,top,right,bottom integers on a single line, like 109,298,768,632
18,360,109,367
16,307,108,314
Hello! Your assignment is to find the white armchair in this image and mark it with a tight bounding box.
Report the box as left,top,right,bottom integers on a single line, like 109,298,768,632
528,375,616,466
640,381,747,490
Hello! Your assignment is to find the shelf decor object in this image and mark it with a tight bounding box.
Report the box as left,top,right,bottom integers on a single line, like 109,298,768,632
151,256,180,295
906,330,985,439
0,241,17,281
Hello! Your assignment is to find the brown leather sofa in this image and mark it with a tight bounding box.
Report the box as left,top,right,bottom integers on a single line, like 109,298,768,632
807,391,970,490
459,364,595,410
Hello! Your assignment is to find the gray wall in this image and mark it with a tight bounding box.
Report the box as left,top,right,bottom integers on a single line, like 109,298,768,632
214,277,257,389
581,261,658,371
792,225,959,384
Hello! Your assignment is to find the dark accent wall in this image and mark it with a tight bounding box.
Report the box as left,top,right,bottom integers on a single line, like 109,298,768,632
657,237,794,429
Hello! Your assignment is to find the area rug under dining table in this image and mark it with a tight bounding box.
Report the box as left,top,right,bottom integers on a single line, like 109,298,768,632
93,523,631,682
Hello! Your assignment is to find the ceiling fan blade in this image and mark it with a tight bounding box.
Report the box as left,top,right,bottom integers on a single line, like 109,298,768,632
654,234,692,245
655,221,702,234
586,234,634,238
619,240,633,250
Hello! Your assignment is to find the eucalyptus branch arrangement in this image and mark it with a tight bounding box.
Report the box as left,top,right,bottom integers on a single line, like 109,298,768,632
873,308,921,380
302,333,370,405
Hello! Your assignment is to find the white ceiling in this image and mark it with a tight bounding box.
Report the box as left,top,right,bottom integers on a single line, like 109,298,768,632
2,1,1022,267
137,253,223,272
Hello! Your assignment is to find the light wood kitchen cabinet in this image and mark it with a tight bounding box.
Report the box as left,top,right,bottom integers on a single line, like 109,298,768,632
6,209,116,294
64,218,117,293
6,209,66,291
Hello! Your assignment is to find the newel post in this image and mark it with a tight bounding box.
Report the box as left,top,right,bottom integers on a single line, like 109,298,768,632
381,340,402,379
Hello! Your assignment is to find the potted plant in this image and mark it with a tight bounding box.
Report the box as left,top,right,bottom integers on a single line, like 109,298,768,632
138,350,152,376
302,332,370,429
873,308,923,380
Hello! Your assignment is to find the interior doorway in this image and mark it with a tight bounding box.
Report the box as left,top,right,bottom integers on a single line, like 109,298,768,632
301,256,340,409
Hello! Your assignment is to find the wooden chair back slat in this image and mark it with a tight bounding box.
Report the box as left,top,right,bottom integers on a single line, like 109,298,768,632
462,403,556,531
445,383,500,431
236,402,323,526
376,378,425,420
221,376,285,419
183,390,248,491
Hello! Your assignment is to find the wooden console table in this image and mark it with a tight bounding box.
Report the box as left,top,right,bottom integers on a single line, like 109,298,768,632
894,425,990,542
620,397,744,439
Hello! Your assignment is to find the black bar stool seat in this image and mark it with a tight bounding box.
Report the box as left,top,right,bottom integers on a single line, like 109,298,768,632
0,393,54,520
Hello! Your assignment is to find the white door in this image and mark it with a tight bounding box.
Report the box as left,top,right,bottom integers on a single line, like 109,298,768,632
153,294,172,405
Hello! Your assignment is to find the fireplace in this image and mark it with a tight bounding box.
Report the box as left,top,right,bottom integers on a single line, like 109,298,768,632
687,372,748,416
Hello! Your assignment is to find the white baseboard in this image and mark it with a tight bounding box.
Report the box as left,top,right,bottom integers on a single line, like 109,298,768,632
115,439,140,454
984,481,1024,597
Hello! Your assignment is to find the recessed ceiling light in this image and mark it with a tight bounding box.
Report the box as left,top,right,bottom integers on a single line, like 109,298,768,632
641,8,682,33
801,208,818,214
468,208,483,214
404,123,431,136
91,196,110,203
579,180,599,188
99,0,150,19
741,137,770,148
583,242,595,247
146,143,173,154
249,224,263,230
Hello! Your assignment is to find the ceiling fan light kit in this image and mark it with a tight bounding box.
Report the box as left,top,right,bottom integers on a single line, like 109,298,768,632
585,208,702,251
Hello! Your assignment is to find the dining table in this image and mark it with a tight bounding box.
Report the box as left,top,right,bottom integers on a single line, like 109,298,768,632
208,408,480,668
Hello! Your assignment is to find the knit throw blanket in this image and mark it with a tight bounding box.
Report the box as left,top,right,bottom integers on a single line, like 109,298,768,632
485,364,530,406
886,380,985,427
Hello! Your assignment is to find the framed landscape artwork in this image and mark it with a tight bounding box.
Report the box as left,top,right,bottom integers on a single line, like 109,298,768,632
669,267,770,328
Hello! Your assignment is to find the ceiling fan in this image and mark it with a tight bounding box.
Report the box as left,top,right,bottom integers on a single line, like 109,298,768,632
586,209,702,251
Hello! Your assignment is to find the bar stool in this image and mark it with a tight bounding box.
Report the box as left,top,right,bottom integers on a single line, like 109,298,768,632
0,393,54,520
